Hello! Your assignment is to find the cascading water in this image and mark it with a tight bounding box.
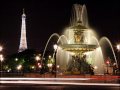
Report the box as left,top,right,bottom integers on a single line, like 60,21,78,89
83,35,105,75
57,35,68,44
56,35,69,71
100,37,118,68
42,33,60,59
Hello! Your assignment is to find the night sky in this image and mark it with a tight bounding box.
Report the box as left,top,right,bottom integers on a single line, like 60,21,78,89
0,0,120,55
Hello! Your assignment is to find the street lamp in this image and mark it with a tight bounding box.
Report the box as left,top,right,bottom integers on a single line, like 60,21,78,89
0,46,4,77
15,58,18,61
53,44,58,78
117,44,120,51
54,44,58,51
17,64,22,71
106,60,110,74
0,54,4,73
0,54,4,62
0,46,3,52
47,63,53,72
116,44,120,71
35,55,41,61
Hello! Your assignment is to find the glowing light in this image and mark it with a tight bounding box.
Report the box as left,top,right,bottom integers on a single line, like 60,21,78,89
47,63,53,68
35,56,40,61
0,54,4,62
106,61,110,64
38,65,42,68
48,55,51,59
7,69,11,72
37,63,40,66
0,46,3,51
117,44,120,51
17,65,22,70
94,66,98,69
53,44,58,50
31,66,35,69
57,65,60,68
70,52,75,55
15,58,18,61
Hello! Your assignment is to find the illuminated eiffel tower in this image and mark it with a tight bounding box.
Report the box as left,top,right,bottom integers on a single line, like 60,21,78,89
18,9,27,52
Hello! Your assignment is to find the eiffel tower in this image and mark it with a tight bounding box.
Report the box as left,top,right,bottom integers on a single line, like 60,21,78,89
18,9,27,52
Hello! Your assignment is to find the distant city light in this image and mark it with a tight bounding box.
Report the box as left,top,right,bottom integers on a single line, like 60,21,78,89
37,63,40,66
35,56,40,61
0,54,4,62
15,58,18,61
117,44,120,51
48,55,51,59
0,46,3,51
31,66,35,69
38,64,42,68
17,65,22,70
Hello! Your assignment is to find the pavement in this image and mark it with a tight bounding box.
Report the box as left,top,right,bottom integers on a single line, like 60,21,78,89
0,84,120,90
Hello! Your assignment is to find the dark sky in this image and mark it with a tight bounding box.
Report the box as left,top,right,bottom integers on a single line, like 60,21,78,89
0,0,120,55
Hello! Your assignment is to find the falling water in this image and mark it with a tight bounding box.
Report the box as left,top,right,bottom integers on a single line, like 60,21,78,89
56,47,70,71
91,36,100,46
42,33,60,59
94,47,105,74
84,35,105,74
56,35,69,71
57,35,68,44
52,35,68,61
100,37,118,68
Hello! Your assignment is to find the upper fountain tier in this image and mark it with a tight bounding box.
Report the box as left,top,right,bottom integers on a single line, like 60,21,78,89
69,20,87,31
60,4,98,53
60,22,98,53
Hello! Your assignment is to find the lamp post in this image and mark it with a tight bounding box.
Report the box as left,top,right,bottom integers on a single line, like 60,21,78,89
116,44,120,70
47,63,53,72
0,46,3,51
106,60,110,74
53,44,58,78
17,64,22,75
0,46,4,77
0,54,4,71
116,44,120,58
117,44,120,51
35,54,41,72
35,55,41,62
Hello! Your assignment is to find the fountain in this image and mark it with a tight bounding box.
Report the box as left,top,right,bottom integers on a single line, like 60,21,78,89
43,4,118,75
59,4,99,74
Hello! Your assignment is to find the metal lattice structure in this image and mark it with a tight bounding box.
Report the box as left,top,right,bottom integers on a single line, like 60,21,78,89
18,9,27,52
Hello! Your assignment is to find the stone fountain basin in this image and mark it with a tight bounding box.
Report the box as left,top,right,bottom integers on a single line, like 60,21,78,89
60,44,98,52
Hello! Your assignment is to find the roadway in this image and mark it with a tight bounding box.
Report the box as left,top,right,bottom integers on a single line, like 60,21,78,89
0,77,120,90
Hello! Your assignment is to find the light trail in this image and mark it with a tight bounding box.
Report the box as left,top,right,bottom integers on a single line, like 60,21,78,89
0,80,119,87
0,77,119,87
0,77,91,81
